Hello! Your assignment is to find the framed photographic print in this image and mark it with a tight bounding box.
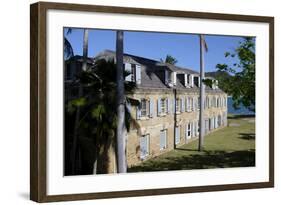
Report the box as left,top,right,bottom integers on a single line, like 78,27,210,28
30,1,274,202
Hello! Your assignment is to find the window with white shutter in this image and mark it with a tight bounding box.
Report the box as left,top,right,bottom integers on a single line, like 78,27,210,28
124,63,132,82
140,99,149,117
161,98,166,114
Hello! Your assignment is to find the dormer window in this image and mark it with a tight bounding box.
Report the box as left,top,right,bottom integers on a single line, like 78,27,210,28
124,63,141,84
193,76,200,87
189,74,194,87
211,79,219,89
177,73,188,87
165,70,177,87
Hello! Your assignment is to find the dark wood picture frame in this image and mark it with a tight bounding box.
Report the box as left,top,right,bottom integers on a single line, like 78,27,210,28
30,1,274,202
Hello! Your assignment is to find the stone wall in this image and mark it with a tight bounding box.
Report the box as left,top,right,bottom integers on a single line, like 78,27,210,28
126,88,228,167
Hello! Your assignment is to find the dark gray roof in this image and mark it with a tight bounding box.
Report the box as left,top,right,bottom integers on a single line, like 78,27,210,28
94,50,224,93
67,50,225,94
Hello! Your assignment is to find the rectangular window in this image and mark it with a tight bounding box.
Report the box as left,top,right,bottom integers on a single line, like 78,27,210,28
140,134,149,159
160,98,166,114
175,126,181,144
140,99,148,117
191,98,194,111
160,129,167,150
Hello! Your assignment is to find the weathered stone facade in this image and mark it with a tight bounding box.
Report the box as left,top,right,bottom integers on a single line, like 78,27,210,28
126,88,227,167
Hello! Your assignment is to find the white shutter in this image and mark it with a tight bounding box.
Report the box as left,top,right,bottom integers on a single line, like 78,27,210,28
181,97,185,112
135,65,141,84
167,98,170,113
175,126,180,144
124,63,132,81
172,72,177,85
193,97,196,111
149,98,154,118
184,74,188,87
189,74,194,87
198,76,201,87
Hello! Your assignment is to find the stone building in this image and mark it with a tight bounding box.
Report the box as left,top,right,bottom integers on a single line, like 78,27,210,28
95,50,228,167
65,50,228,172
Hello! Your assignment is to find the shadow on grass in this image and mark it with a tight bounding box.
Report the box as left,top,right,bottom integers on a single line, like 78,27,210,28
128,149,255,172
239,133,255,140
228,114,255,119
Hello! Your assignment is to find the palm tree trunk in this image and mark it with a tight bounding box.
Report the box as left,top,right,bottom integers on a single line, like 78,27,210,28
198,34,205,151
71,29,89,174
116,30,127,173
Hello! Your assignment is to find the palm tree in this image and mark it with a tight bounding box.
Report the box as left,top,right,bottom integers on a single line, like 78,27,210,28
116,30,127,173
64,28,74,60
198,35,208,151
160,55,178,65
66,59,136,174
64,38,74,59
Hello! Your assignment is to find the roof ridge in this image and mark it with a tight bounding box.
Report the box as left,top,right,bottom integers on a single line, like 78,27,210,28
95,49,199,74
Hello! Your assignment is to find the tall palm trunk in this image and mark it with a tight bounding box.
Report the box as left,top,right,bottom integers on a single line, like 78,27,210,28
199,34,206,151
71,29,89,174
116,30,127,173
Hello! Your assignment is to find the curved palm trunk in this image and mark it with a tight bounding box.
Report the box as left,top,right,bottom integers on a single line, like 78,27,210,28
71,29,89,174
116,30,127,173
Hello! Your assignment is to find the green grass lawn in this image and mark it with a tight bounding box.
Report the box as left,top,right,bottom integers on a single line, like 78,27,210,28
128,115,255,172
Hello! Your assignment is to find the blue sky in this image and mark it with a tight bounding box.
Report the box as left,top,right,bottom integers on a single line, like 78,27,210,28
64,28,249,72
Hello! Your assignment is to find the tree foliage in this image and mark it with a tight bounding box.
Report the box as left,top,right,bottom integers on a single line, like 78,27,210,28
65,59,136,174
64,29,74,60
160,54,178,65
216,37,255,111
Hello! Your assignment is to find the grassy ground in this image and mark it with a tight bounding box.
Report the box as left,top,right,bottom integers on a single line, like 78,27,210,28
128,115,255,172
